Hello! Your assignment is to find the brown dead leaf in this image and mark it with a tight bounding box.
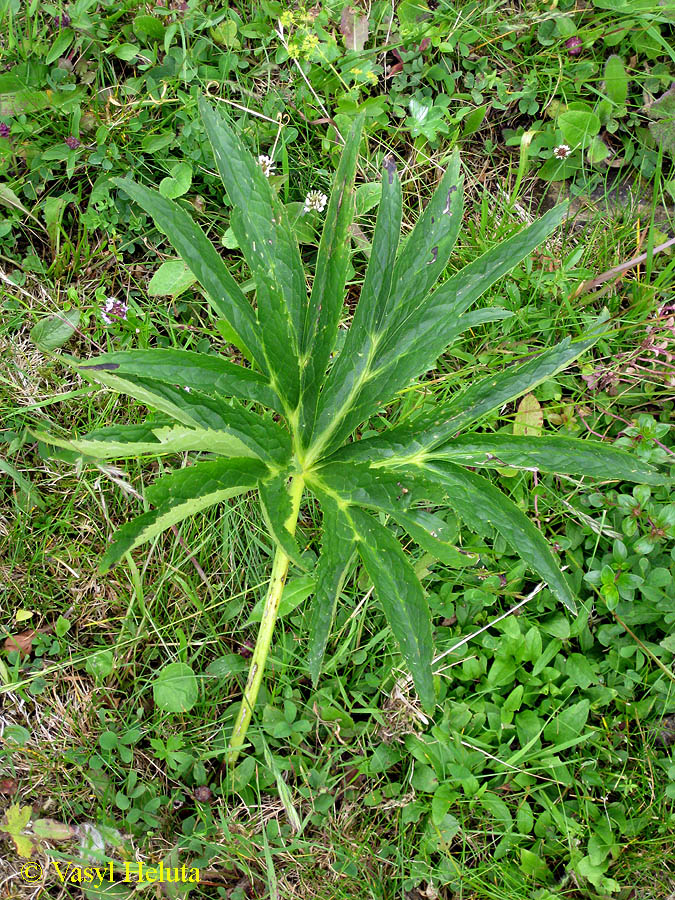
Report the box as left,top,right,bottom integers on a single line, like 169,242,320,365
0,779,18,796
4,630,37,656
348,222,369,252
340,6,369,50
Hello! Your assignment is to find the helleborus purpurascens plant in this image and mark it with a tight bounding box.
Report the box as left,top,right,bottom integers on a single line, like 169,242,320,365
38,99,666,763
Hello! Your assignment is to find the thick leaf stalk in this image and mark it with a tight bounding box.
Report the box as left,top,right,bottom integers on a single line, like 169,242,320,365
227,475,305,764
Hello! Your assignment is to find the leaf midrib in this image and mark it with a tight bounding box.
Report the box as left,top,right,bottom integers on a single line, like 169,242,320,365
304,333,384,465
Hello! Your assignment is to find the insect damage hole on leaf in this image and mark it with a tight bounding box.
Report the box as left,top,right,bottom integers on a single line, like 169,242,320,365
443,186,457,213
81,363,121,371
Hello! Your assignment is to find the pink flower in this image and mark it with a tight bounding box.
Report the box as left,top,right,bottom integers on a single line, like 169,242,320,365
565,36,582,56
101,297,128,324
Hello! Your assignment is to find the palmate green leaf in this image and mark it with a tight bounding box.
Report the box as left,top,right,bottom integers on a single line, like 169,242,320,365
32,422,265,461
101,457,265,573
389,508,479,568
78,349,283,413
343,505,435,711
434,434,667,485
381,202,569,350
311,158,402,453
54,101,670,755
387,151,463,323
332,334,601,465
313,463,477,569
398,459,577,613
259,471,307,569
299,114,365,442
199,99,303,412
308,156,462,459
307,193,567,462
307,493,356,685
112,178,263,369
75,366,291,466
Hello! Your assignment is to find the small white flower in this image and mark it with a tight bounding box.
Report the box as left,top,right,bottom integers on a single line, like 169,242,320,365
258,154,275,177
302,190,328,214
101,296,128,324
183,386,191,392
553,144,572,160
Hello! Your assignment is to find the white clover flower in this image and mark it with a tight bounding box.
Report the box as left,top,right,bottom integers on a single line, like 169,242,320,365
303,190,328,214
101,297,128,324
258,154,275,177
553,144,572,160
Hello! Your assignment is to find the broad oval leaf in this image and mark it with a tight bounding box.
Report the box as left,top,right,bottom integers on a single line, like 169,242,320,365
30,309,80,350
247,575,316,624
513,394,543,437
153,662,198,713
147,260,198,296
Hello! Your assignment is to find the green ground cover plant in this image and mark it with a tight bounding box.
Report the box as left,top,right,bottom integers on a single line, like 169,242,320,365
1,0,675,898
